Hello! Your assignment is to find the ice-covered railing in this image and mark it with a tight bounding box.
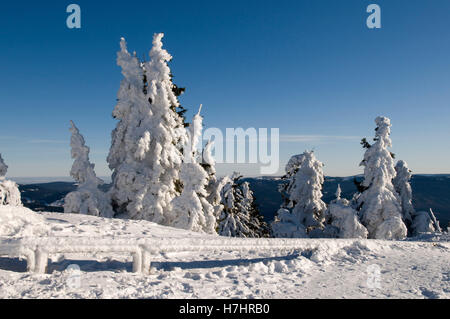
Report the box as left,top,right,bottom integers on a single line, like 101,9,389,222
0,239,37,272
1,236,440,274
0,236,143,273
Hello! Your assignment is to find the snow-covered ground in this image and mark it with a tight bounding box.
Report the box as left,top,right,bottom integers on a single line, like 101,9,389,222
0,207,449,299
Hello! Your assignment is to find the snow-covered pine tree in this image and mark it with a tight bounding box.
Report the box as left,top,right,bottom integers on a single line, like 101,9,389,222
170,106,216,233
107,34,187,224
392,160,442,236
275,153,306,216
64,121,113,217
393,160,415,232
271,151,326,238
201,139,227,219
218,173,270,238
0,153,22,206
323,185,368,238
356,116,407,239
0,154,7,177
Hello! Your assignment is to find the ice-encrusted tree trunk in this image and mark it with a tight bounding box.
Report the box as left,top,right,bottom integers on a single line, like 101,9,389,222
323,185,368,238
107,34,187,224
0,154,22,206
170,106,216,233
218,173,270,238
393,160,415,232
411,209,442,235
271,151,326,238
64,121,113,217
428,209,442,232
356,116,407,239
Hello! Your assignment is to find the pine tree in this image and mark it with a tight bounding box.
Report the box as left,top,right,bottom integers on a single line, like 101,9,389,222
201,139,227,219
277,153,306,209
392,160,442,235
218,173,270,237
107,34,187,224
356,116,407,239
170,106,216,233
169,74,188,128
271,151,326,238
393,160,414,231
0,154,7,178
0,153,22,206
64,121,113,217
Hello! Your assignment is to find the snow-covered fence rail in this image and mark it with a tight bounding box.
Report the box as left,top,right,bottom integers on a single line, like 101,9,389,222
0,236,367,274
1,236,377,274
0,237,144,274
0,239,37,272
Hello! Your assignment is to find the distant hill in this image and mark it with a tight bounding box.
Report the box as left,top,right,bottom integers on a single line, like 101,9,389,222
243,175,450,229
18,175,450,229
20,182,76,212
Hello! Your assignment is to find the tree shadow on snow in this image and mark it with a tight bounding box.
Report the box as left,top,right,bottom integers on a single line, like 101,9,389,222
0,257,132,273
0,257,28,272
151,252,304,271
0,251,311,273
47,259,132,273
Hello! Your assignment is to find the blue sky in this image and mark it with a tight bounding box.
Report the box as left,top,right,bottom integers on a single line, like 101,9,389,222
1,0,450,178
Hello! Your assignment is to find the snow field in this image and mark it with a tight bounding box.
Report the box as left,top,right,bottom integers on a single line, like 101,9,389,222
0,207,448,298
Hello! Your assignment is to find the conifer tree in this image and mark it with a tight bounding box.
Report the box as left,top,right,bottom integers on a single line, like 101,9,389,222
271,151,326,238
107,34,187,224
170,106,216,233
356,117,407,239
393,160,414,230
0,153,22,206
64,121,113,217
0,154,7,178
201,140,227,219
218,173,270,237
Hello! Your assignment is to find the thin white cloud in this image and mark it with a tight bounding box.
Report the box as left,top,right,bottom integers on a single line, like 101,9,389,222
279,135,360,143
203,133,360,144
28,139,66,144
0,136,18,140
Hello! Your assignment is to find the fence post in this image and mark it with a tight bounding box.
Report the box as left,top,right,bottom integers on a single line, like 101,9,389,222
24,248,36,272
34,247,48,274
132,248,142,273
141,248,151,274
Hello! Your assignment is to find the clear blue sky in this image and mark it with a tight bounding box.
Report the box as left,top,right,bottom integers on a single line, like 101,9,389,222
1,0,450,178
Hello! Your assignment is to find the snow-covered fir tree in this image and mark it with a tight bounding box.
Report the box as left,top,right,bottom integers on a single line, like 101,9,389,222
271,151,326,238
170,106,216,233
107,34,187,224
201,139,227,219
218,173,270,238
0,153,22,206
393,160,442,236
64,121,113,217
274,153,306,219
0,154,7,177
356,116,407,240
323,185,368,238
393,160,414,230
